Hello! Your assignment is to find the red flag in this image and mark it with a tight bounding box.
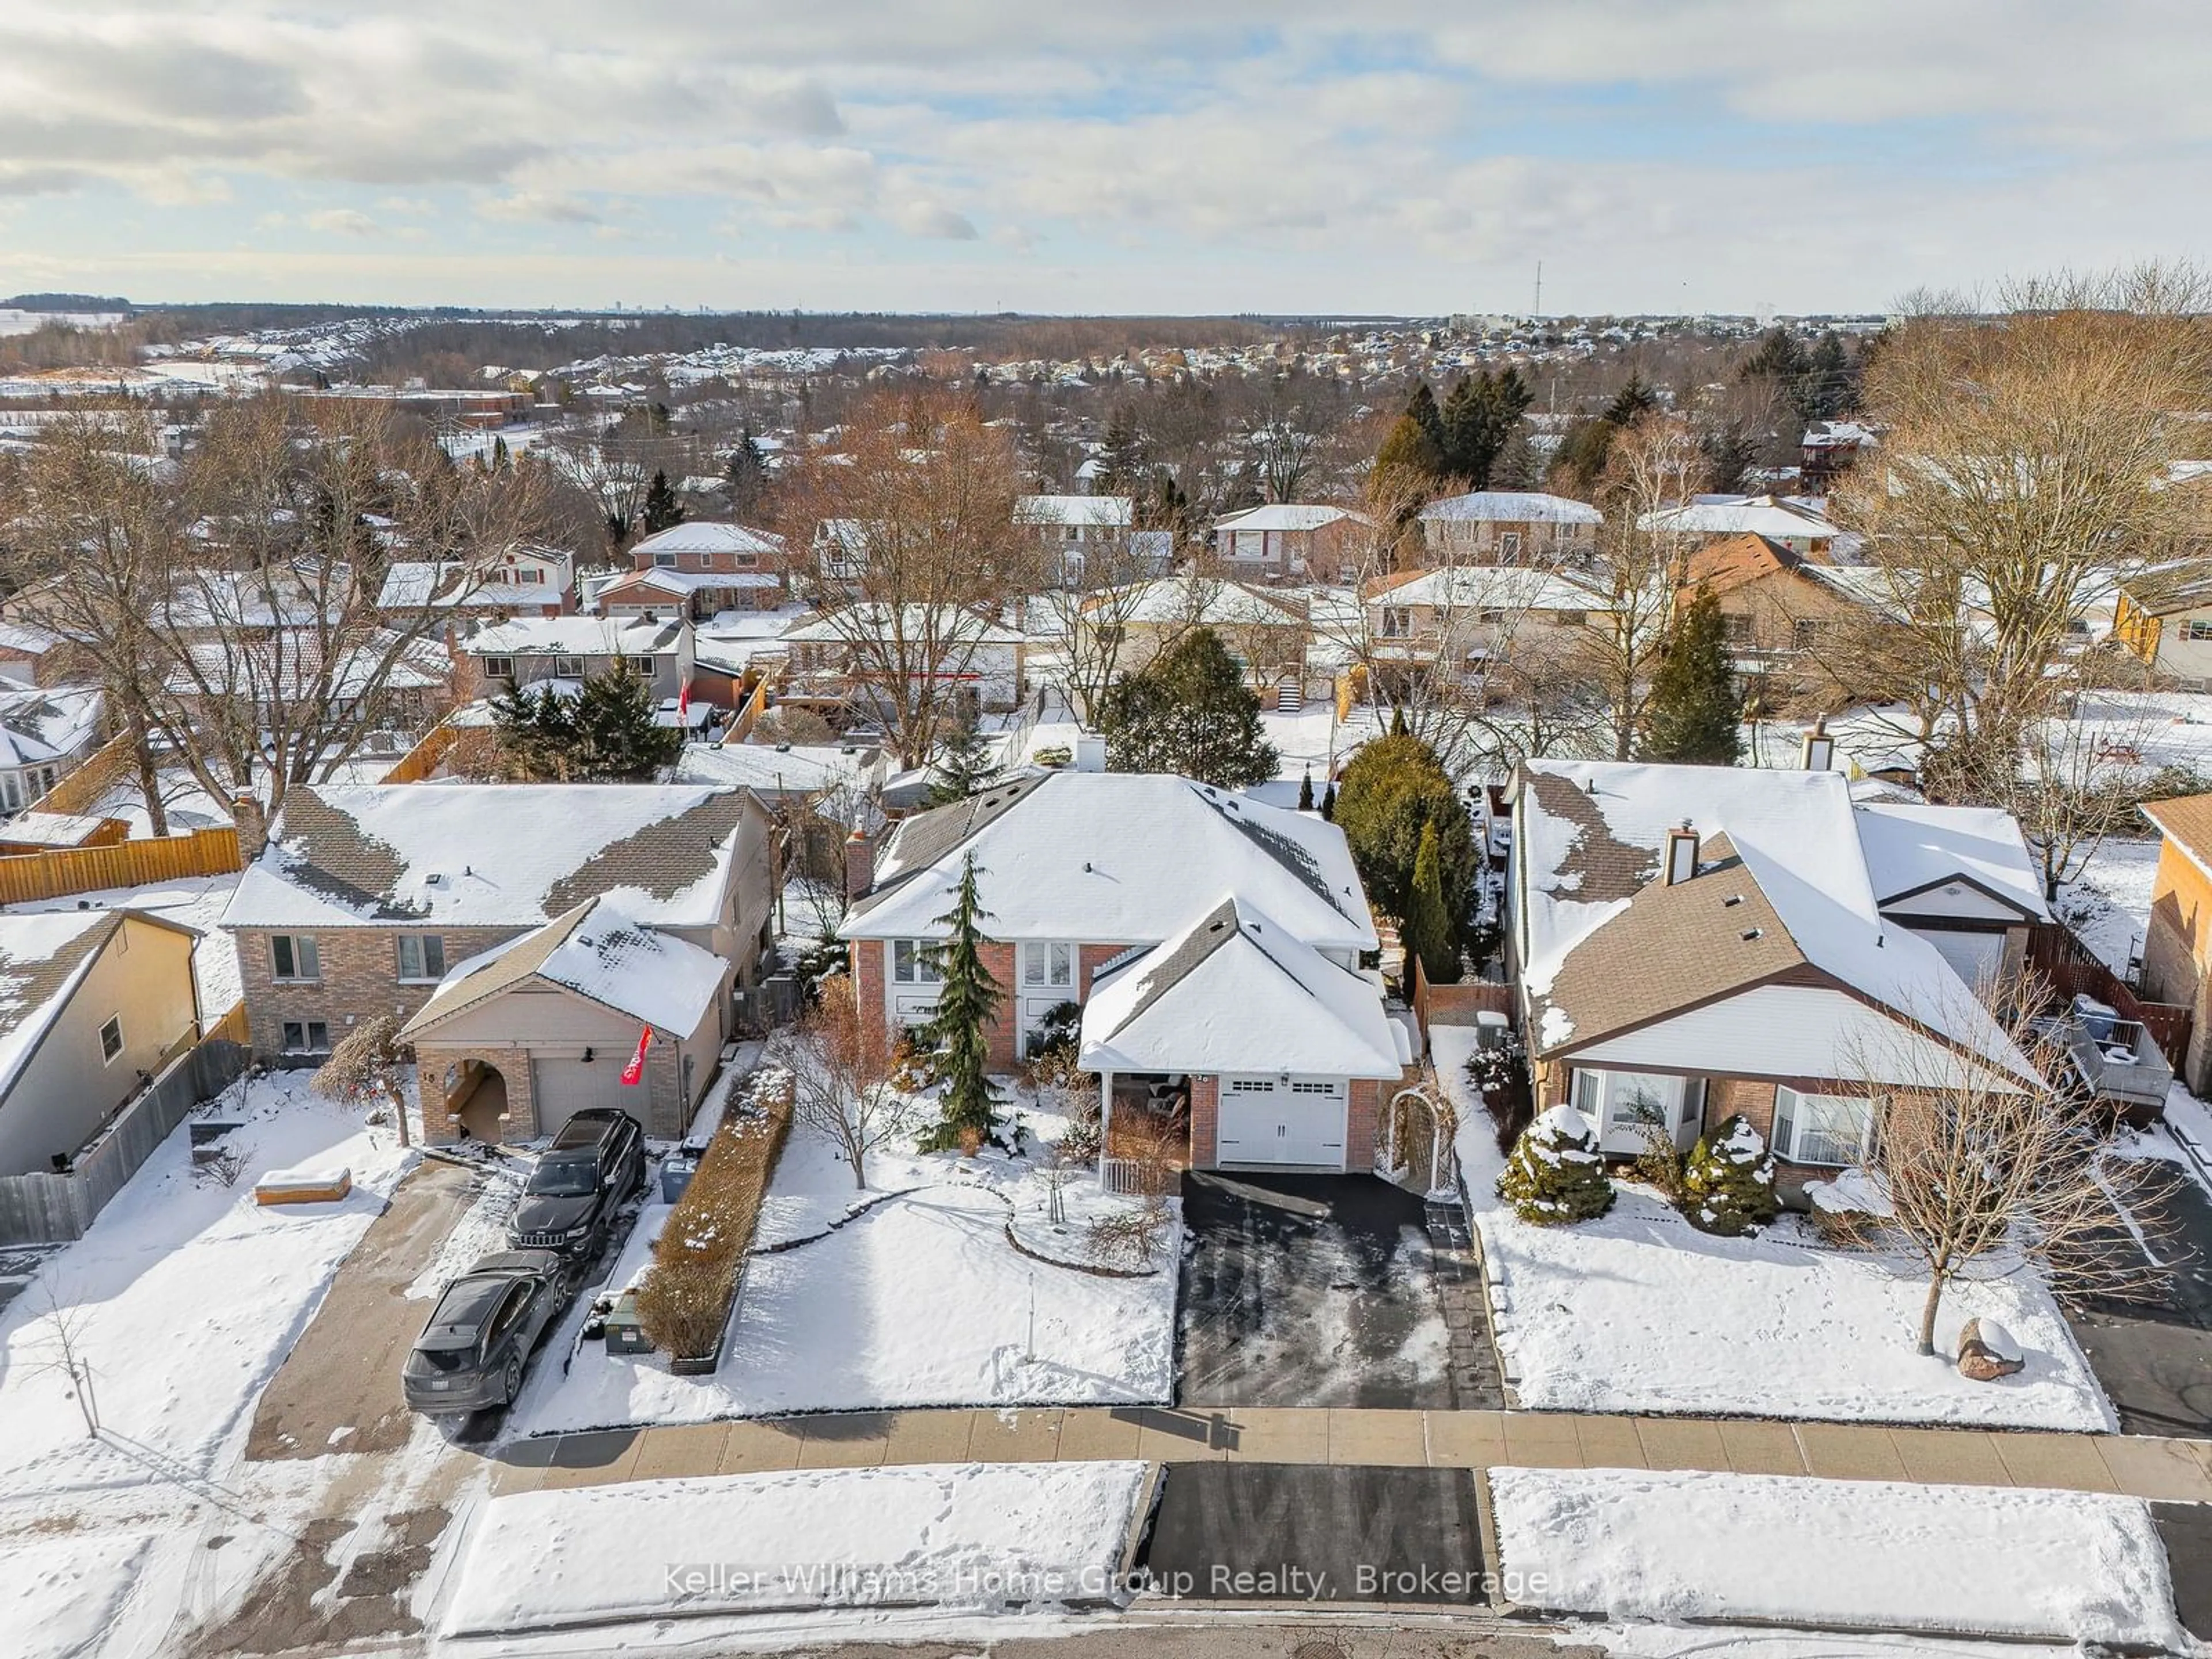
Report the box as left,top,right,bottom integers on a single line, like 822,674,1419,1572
676,679,691,721
620,1026,650,1086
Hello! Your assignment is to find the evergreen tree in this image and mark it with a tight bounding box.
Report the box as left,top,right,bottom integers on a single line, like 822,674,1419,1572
1601,372,1659,427
927,711,1004,805
1373,412,1444,490
1297,767,1315,812
1331,732,1479,941
1098,627,1279,789
1441,368,1535,487
918,852,1012,1153
1319,780,1337,821
725,426,768,514
1642,587,1743,765
1496,1104,1616,1225
1406,380,1447,455
491,665,684,782
1389,704,1410,738
1679,1114,1780,1237
643,468,685,535
1404,820,1460,985
1097,406,1146,493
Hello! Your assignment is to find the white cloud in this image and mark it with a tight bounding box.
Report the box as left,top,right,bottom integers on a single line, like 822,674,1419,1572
303,206,381,237
890,199,979,241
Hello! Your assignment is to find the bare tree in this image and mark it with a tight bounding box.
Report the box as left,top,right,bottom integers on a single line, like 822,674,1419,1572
1584,416,1706,759
1838,989,2170,1356
1040,525,1172,723
769,978,911,1189
2001,684,2163,902
312,1013,415,1148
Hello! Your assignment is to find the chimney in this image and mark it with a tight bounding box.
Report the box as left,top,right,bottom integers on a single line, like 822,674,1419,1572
1664,822,1698,886
844,827,875,901
1801,719,1836,772
1073,732,1107,773
232,794,268,862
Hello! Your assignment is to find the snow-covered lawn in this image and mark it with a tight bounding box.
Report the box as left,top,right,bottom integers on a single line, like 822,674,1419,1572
2056,835,2162,974
0,1070,418,1500
1490,1467,2180,1649
1438,1033,2112,1430
513,1097,1178,1435
5,1532,158,1659
439,1461,1148,1636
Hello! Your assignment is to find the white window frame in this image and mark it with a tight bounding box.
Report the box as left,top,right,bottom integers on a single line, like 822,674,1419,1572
654,551,677,567
280,1019,332,1055
1380,605,1413,639
892,939,942,984
270,934,320,983
480,654,516,680
1020,941,1075,990
1571,1069,1688,1136
99,1014,123,1063
1772,1086,1874,1168
552,655,587,678
516,567,544,585
395,934,446,983
1497,529,1523,560
2183,619,2212,643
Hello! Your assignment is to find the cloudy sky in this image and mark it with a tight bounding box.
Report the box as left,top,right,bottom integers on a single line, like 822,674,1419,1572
0,2,2206,315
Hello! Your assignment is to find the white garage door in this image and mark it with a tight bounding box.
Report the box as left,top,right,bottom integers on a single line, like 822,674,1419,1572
1215,1075,1347,1168
531,1056,649,1137
1912,926,2005,992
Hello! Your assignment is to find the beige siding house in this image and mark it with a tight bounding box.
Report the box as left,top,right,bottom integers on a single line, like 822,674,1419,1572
0,911,201,1179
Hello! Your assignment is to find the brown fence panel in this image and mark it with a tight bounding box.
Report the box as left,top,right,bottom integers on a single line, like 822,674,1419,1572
2026,921,2194,1069
379,722,459,785
1410,956,1516,1035
0,826,242,906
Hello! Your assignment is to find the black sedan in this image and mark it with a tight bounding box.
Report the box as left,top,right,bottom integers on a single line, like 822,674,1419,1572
403,1249,569,1415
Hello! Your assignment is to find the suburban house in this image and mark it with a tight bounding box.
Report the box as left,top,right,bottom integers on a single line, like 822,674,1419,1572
2113,565,2212,688
376,543,575,621
1364,566,1609,692
0,684,103,816
777,605,1026,721
2139,792,2212,1094
1801,420,1878,490
1509,759,2039,1194
597,521,790,619
1638,494,1840,559
1209,503,1376,584
456,614,693,706
1016,495,1136,583
1416,491,1603,565
0,910,203,1180
220,782,778,1141
0,619,76,688
1681,533,1887,679
1078,575,1312,696
840,770,1412,1176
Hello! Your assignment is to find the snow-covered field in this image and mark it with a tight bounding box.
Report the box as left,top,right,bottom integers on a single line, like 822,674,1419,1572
513,1097,1177,1434
1440,1044,2112,1430
1490,1466,2180,1648
0,1071,418,1500
439,1461,1148,1636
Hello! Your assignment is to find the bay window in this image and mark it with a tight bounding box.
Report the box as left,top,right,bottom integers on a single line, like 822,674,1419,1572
1772,1087,1874,1166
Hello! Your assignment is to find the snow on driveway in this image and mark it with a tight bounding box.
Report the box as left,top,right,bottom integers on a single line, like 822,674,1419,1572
1490,1466,2181,1648
513,1109,1177,1435
439,1461,1149,1636
0,1072,417,1500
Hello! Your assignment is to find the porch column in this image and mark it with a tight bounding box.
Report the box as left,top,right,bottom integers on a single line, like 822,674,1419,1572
1096,1069,1113,1191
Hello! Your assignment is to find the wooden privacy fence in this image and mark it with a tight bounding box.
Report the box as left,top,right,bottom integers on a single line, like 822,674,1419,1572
0,1014,253,1245
378,721,460,784
1410,956,1515,1037
2026,921,2194,1067
0,825,242,906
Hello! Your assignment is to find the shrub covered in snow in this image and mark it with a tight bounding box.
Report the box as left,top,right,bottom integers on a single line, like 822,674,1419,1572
1497,1103,1615,1225
637,1085,793,1361
1679,1113,1779,1236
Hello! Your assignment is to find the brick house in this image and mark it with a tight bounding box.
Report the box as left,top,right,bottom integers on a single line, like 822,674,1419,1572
455,614,694,706
599,521,791,619
1415,491,1602,565
1510,759,2042,1198
1363,565,1609,695
1680,533,1891,681
376,543,575,622
840,771,1411,1177
1209,503,1376,584
220,782,777,1142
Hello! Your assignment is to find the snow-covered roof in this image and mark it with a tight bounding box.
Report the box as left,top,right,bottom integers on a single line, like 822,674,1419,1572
1089,575,1308,629
779,606,1024,647
632,521,784,559
1214,503,1374,533
1373,567,1609,614
601,567,782,600
377,561,569,612
1854,802,2048,920
403,896,725,1038
1516,760,2033,1082
0,684,100,770
1079,894,1407,1077
224,784,760,931
674,741,879,797
1016,495,1133,528
0,911,193,1101
463,616,683,657
846,771,1377,953
1418,491,1603,527
1639,495,1838,541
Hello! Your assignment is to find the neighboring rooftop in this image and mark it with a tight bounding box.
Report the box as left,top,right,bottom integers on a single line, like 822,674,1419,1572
463,616,684,657
1418,491,1603,526
632,521,785,559
1214,503,1375,533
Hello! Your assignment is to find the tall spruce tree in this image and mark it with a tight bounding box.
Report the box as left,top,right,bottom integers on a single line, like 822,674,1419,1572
1442,368,1535,487
927,711,1004,805
1407,380,1448,454
1099,627,1279,789
491,665,684,781
1404,820,1460,985
643,468,685,535
918,851,1010,1153
1642,587,1743,765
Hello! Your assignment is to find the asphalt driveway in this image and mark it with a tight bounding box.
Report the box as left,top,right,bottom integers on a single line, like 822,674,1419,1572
2065,1157,2212,1440
1138,1462,1488,1606
1176,1171,1497,1410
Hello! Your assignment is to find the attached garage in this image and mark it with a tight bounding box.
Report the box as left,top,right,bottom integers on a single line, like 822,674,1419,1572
530,1051,653,1135
1910,925,2007,993
1215,1074,1349,1167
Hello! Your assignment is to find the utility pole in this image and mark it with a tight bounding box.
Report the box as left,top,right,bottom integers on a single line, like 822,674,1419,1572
1533,260,1543,322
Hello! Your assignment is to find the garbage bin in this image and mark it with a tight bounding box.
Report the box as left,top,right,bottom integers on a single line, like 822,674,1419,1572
660,1154,699,1205
604,1288,652,1355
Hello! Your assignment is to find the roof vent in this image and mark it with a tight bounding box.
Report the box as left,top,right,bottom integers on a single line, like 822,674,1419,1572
426,872,445,885
1722,895,1744,908
1740,927,1763,942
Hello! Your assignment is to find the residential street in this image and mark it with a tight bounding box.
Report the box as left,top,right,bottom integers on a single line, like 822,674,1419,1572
2065,1157,2212,1439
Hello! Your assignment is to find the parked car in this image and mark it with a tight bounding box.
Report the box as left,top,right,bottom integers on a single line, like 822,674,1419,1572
509,1108,646,1257
402,1249,569,1414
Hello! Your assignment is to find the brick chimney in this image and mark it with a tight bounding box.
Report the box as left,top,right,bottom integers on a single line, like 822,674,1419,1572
1664,822,1698,886
232,794,268,862
844,827,875,901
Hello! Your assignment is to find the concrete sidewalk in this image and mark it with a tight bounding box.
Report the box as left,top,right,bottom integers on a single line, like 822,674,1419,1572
490,1404,2212,1502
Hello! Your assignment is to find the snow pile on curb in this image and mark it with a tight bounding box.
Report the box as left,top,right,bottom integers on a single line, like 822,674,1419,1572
1489,1466,2180,1648
438,1461,1149,1637
5,1533,153,1659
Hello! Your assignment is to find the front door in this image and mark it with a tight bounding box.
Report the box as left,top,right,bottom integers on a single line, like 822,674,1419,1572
1215,1075,1347,1167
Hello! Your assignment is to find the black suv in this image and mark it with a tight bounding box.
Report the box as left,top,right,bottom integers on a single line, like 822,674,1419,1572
402,1249,569,1414
509,1108,646,1257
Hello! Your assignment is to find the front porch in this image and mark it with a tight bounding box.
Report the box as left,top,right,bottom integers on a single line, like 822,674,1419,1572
1099,1071,1191,1194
